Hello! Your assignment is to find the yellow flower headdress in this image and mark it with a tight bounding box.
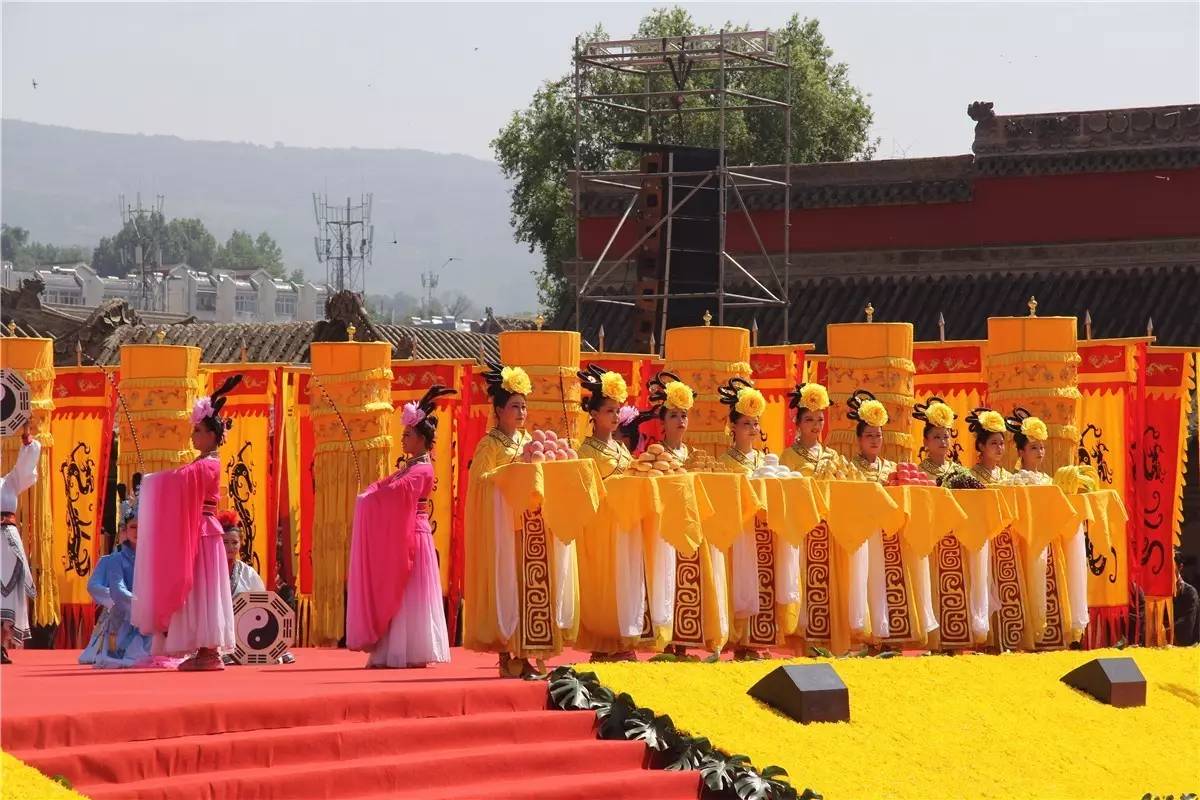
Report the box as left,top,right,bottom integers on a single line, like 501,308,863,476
967,408,1008,436
500,366,532,397
1020,416,1048,442
1008,407,1048,442
717,377,765,419
647,371,695,413
913,396,956,430
789,382,830,414
484,362,531,400
846,388,889,427
579,364,628,409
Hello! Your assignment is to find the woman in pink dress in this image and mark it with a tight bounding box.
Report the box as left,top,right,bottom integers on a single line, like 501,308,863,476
132,376,241,671
348,385,455,668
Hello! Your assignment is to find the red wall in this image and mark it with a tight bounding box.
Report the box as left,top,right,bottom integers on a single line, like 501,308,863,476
578,167,1200,259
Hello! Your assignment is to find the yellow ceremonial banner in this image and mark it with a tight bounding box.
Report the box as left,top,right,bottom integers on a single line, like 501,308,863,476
912,341,987,468
49,366,115,646
826,323,915,463
664,326,752,457
500,330,584,440
1075,338,1148,628
208,367,276,581
388,359,471,591
0,337,58,626
117,345,203,487
985,316,1081,472
309,341,393,646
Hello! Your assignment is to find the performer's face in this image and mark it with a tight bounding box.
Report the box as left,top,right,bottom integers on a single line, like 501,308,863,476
402,425,427,456
925,427,952,462
731,414,760,451
192,422,219,453
124,521,138,546
858,425,884,459
590,398,621,437
798,409,824,444
663,407,688,444
1020,439,1045,470
223,531,240,564
978,432,1006,467
496,395,527,433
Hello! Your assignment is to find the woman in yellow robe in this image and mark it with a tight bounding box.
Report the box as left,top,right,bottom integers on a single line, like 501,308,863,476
464,363,575,678
779,382,844,480
648,373,729,658
1009,408,1082,646
779,382,844,654
842,389,927,648
573,364,641,659
715,377,797,659
913,397,982,649
964,406,1022,651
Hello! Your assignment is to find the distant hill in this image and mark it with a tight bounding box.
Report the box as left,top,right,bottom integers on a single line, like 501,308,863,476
0,119,538,313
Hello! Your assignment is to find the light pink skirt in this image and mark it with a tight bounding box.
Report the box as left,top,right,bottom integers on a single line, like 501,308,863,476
367,526,450,668
154,521,236,656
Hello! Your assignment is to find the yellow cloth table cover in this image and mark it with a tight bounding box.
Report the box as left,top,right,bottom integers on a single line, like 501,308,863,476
648,473,714,557
949,489,1016,551
693,473,762,551
885,485,968,559
997,485,1082,555
823,481,906,551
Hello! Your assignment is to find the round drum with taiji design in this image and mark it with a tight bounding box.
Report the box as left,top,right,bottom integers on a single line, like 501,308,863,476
232,591,295,665
0,368,32,437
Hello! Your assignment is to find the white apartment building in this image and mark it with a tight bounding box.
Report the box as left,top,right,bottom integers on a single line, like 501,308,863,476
2,262,329,323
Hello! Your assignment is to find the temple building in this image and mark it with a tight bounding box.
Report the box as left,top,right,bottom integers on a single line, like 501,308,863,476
561,101,1199,350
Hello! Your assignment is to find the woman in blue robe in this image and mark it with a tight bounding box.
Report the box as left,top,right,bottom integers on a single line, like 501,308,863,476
79,511,153,668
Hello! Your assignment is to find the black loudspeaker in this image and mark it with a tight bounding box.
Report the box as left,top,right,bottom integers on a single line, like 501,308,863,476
747,664,850,724
1060,657,1146,707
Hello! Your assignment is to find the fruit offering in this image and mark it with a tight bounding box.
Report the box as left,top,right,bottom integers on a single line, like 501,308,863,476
520,429,577,463
886,462,937,487
632,443,686,477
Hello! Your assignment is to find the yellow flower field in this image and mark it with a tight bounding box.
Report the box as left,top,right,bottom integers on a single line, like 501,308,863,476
0,753,87,800
589,647,1200,800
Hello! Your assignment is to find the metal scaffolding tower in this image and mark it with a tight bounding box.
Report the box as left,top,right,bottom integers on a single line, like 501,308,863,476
572,30,793,350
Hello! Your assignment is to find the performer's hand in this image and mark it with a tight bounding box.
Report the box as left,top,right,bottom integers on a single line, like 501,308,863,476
21,425,31,446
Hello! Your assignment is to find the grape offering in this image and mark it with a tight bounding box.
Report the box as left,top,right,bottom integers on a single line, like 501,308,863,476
520,429,578,463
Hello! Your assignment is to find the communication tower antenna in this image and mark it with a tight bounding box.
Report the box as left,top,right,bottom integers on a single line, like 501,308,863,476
312,192,374,294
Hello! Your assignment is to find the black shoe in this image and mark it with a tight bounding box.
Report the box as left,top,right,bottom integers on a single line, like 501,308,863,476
1,647,11,665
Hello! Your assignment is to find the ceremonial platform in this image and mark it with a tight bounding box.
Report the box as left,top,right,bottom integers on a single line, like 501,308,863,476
1,648,699,800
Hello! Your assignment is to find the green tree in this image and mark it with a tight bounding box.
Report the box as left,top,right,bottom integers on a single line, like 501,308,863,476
2,224,30,262
492,8,876,316
165,217,218,270
214,230,287,277
90,210,171,276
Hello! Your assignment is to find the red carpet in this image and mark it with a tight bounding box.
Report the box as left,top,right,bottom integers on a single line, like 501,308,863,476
2,648,700,799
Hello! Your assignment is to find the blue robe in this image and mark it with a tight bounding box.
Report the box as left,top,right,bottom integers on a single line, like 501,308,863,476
78,545,153,668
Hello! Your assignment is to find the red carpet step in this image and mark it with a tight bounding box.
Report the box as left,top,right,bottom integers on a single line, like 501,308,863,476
2,648,699,800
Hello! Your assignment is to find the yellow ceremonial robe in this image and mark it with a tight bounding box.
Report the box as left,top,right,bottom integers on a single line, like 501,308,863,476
464,428,533,655
574,436,642,653
920,458,973,651
780,441,842,652
975,465,1074,651
663,443,729,653
718,448,799,650
844,455,925,646
780,441,844,480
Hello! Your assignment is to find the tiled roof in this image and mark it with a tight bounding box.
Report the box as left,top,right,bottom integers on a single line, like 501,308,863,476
375,325,500,362
2,282,500,366
560,263,1199,353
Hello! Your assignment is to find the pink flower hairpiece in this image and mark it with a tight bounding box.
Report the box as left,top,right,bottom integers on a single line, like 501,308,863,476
617,405,639,427
191,397,214,425
401,401,426,428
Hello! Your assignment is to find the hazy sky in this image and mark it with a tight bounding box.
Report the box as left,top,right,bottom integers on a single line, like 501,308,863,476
4,2,1198,161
